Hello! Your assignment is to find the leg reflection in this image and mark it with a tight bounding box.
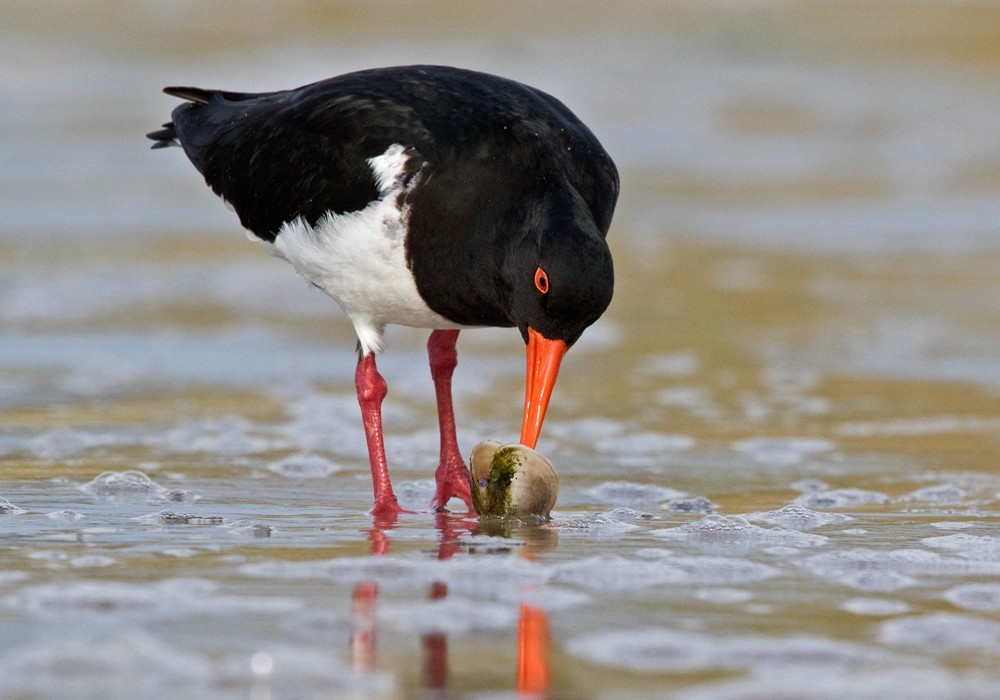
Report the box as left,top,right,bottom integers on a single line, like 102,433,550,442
420,513,476,693
349,514,398,672
365,513,553,696
349,580,379,672
421,580,449,695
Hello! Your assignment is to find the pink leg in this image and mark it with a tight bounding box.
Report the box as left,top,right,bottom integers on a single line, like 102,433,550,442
355,352,404,518
428,330,475,512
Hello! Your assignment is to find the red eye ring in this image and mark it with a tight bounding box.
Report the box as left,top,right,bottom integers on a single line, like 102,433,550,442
534,267,550,294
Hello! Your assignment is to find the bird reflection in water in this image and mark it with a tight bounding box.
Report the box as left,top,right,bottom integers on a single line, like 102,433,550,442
349,511,557,696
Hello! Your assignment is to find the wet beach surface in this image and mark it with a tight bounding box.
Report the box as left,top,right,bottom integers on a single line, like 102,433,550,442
3,2,1000,698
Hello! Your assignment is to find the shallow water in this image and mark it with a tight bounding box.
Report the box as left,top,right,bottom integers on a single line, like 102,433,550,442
3,2,1000,698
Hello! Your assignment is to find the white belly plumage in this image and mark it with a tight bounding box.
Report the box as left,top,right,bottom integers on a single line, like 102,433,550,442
268,144,461,355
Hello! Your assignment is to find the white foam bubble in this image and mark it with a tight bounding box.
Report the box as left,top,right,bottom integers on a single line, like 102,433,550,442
68,556,116,569
280,610,353,642
267,454,340,478
695,587,753,604
79,471,169,500
379,596,517,635
879,613,1000,652
242,552,549,603
26,550,68,563
943,583,1000,612
585,480,686,505
153,488,200,504
518,585,591,611
930,521,977,530
457,534,525,551
45,509,85,521
651,515,829,552
425,556,553,603
662,496,716,514
134,511,225,526
842,598,911,616
378,429,443,468
656,386,715,411
394,479,436,508
243,555,424,586
837,415,1000,437
732,437,834,465
644,351,700,377
7,577,301,620
794,488,890,509
743,504,853,531
222,520,273,538
0,632,211,698
801,549,919,592
212,644,394,697
677,666,1000,700
0,497,26,515
552,514,642,536
921,533,1000,562
595,433,696,465
149,417,282,456
9,580,186,618
600,507,655,522
553,552,779,592
279,393,371,457
26,428,126,460
566,627,896,674
903,483,967,505
804,546,1000,593
792,479,830,493
566,628,715,673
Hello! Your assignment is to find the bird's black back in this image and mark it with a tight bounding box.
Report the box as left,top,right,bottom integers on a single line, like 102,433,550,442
150,65,618,243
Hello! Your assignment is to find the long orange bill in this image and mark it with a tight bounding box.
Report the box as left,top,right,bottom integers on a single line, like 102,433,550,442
520,327,568,449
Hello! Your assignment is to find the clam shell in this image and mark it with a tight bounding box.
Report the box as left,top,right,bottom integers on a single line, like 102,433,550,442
469,441,559,518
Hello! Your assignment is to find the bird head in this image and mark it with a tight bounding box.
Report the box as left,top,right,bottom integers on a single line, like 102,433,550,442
507,211,614,450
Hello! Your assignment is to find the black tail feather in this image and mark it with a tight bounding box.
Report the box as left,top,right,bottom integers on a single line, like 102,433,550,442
163,86,216,104
146,87,218,148
146,121,178,149
147,86,218,148
148,85,261,148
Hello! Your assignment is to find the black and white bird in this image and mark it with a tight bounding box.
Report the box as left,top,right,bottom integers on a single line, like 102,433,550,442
148,65,618,519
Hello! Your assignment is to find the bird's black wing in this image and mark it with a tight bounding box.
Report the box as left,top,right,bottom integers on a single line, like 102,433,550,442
150,77,434,242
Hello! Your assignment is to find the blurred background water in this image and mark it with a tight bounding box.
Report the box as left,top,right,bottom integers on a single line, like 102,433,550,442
2,2,1000,698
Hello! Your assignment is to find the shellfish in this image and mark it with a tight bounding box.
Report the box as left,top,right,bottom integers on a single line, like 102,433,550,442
469,441,559,518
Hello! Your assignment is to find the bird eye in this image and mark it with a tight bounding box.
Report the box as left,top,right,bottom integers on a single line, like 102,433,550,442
534,267,550,294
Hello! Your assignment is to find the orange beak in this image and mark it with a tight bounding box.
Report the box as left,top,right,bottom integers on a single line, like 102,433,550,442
520,327,568,449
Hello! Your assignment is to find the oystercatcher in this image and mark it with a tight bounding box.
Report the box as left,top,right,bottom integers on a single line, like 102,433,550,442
148,65,618,518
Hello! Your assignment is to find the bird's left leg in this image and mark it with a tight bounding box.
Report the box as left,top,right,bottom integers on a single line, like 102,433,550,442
356,350,405,518
427,329,475,512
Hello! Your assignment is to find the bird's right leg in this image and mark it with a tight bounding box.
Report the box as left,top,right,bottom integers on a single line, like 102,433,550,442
355,351,404,518
428,330,475,512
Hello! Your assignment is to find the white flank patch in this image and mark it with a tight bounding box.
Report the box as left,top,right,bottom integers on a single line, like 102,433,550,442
271,144,460,355
368,144,412,193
